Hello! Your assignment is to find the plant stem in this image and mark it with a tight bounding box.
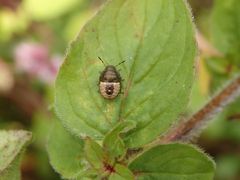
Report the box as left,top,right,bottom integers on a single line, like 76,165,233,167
161,74,240,143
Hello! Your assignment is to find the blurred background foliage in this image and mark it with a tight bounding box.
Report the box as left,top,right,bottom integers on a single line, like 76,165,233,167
0,0,239,179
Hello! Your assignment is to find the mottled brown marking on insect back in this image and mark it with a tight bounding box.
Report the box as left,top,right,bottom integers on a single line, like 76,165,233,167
99,65,122,99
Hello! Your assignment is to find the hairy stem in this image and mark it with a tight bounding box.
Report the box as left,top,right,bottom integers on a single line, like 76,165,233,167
161,74,240,143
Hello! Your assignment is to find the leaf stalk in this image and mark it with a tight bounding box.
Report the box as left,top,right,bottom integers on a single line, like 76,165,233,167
161,74,240,143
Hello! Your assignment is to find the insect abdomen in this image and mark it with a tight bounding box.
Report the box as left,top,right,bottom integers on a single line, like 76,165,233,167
99,82,121,99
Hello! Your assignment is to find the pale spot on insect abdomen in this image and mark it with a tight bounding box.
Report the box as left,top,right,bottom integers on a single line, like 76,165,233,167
99,82,120,99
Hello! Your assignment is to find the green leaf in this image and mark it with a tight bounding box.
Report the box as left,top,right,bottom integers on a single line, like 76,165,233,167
103,121,136,159
64,10,95,41
55,0,196,147
211,0,240,65
84,138,104,171
129,143,215,180
0,155,22,180
47,119,88,179
109,164,134,180
0,130,32,180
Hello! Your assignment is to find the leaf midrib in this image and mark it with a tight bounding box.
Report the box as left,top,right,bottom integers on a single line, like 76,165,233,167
119,0,148,121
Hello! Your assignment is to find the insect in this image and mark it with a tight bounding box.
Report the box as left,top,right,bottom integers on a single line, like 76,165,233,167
98,57,124,99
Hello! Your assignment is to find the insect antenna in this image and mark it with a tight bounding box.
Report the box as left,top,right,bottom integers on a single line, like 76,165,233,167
115,60,125,67
98,57,107,67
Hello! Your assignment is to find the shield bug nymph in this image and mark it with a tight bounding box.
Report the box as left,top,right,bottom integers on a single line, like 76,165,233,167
98,57,124,100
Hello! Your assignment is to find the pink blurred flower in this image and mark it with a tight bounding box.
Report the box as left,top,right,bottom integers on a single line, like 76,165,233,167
37,55,62,84
14,42,62,84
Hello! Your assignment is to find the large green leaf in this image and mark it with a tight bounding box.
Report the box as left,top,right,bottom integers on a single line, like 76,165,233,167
129,143,215,180
211,0,240,65
0,130,32,180
47,119,89,179
55,0,196,147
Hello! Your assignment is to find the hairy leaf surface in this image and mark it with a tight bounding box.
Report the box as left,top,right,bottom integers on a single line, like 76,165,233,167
55,0,196,147
47,120,88,179
0,130,32,180
129,143,215,180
